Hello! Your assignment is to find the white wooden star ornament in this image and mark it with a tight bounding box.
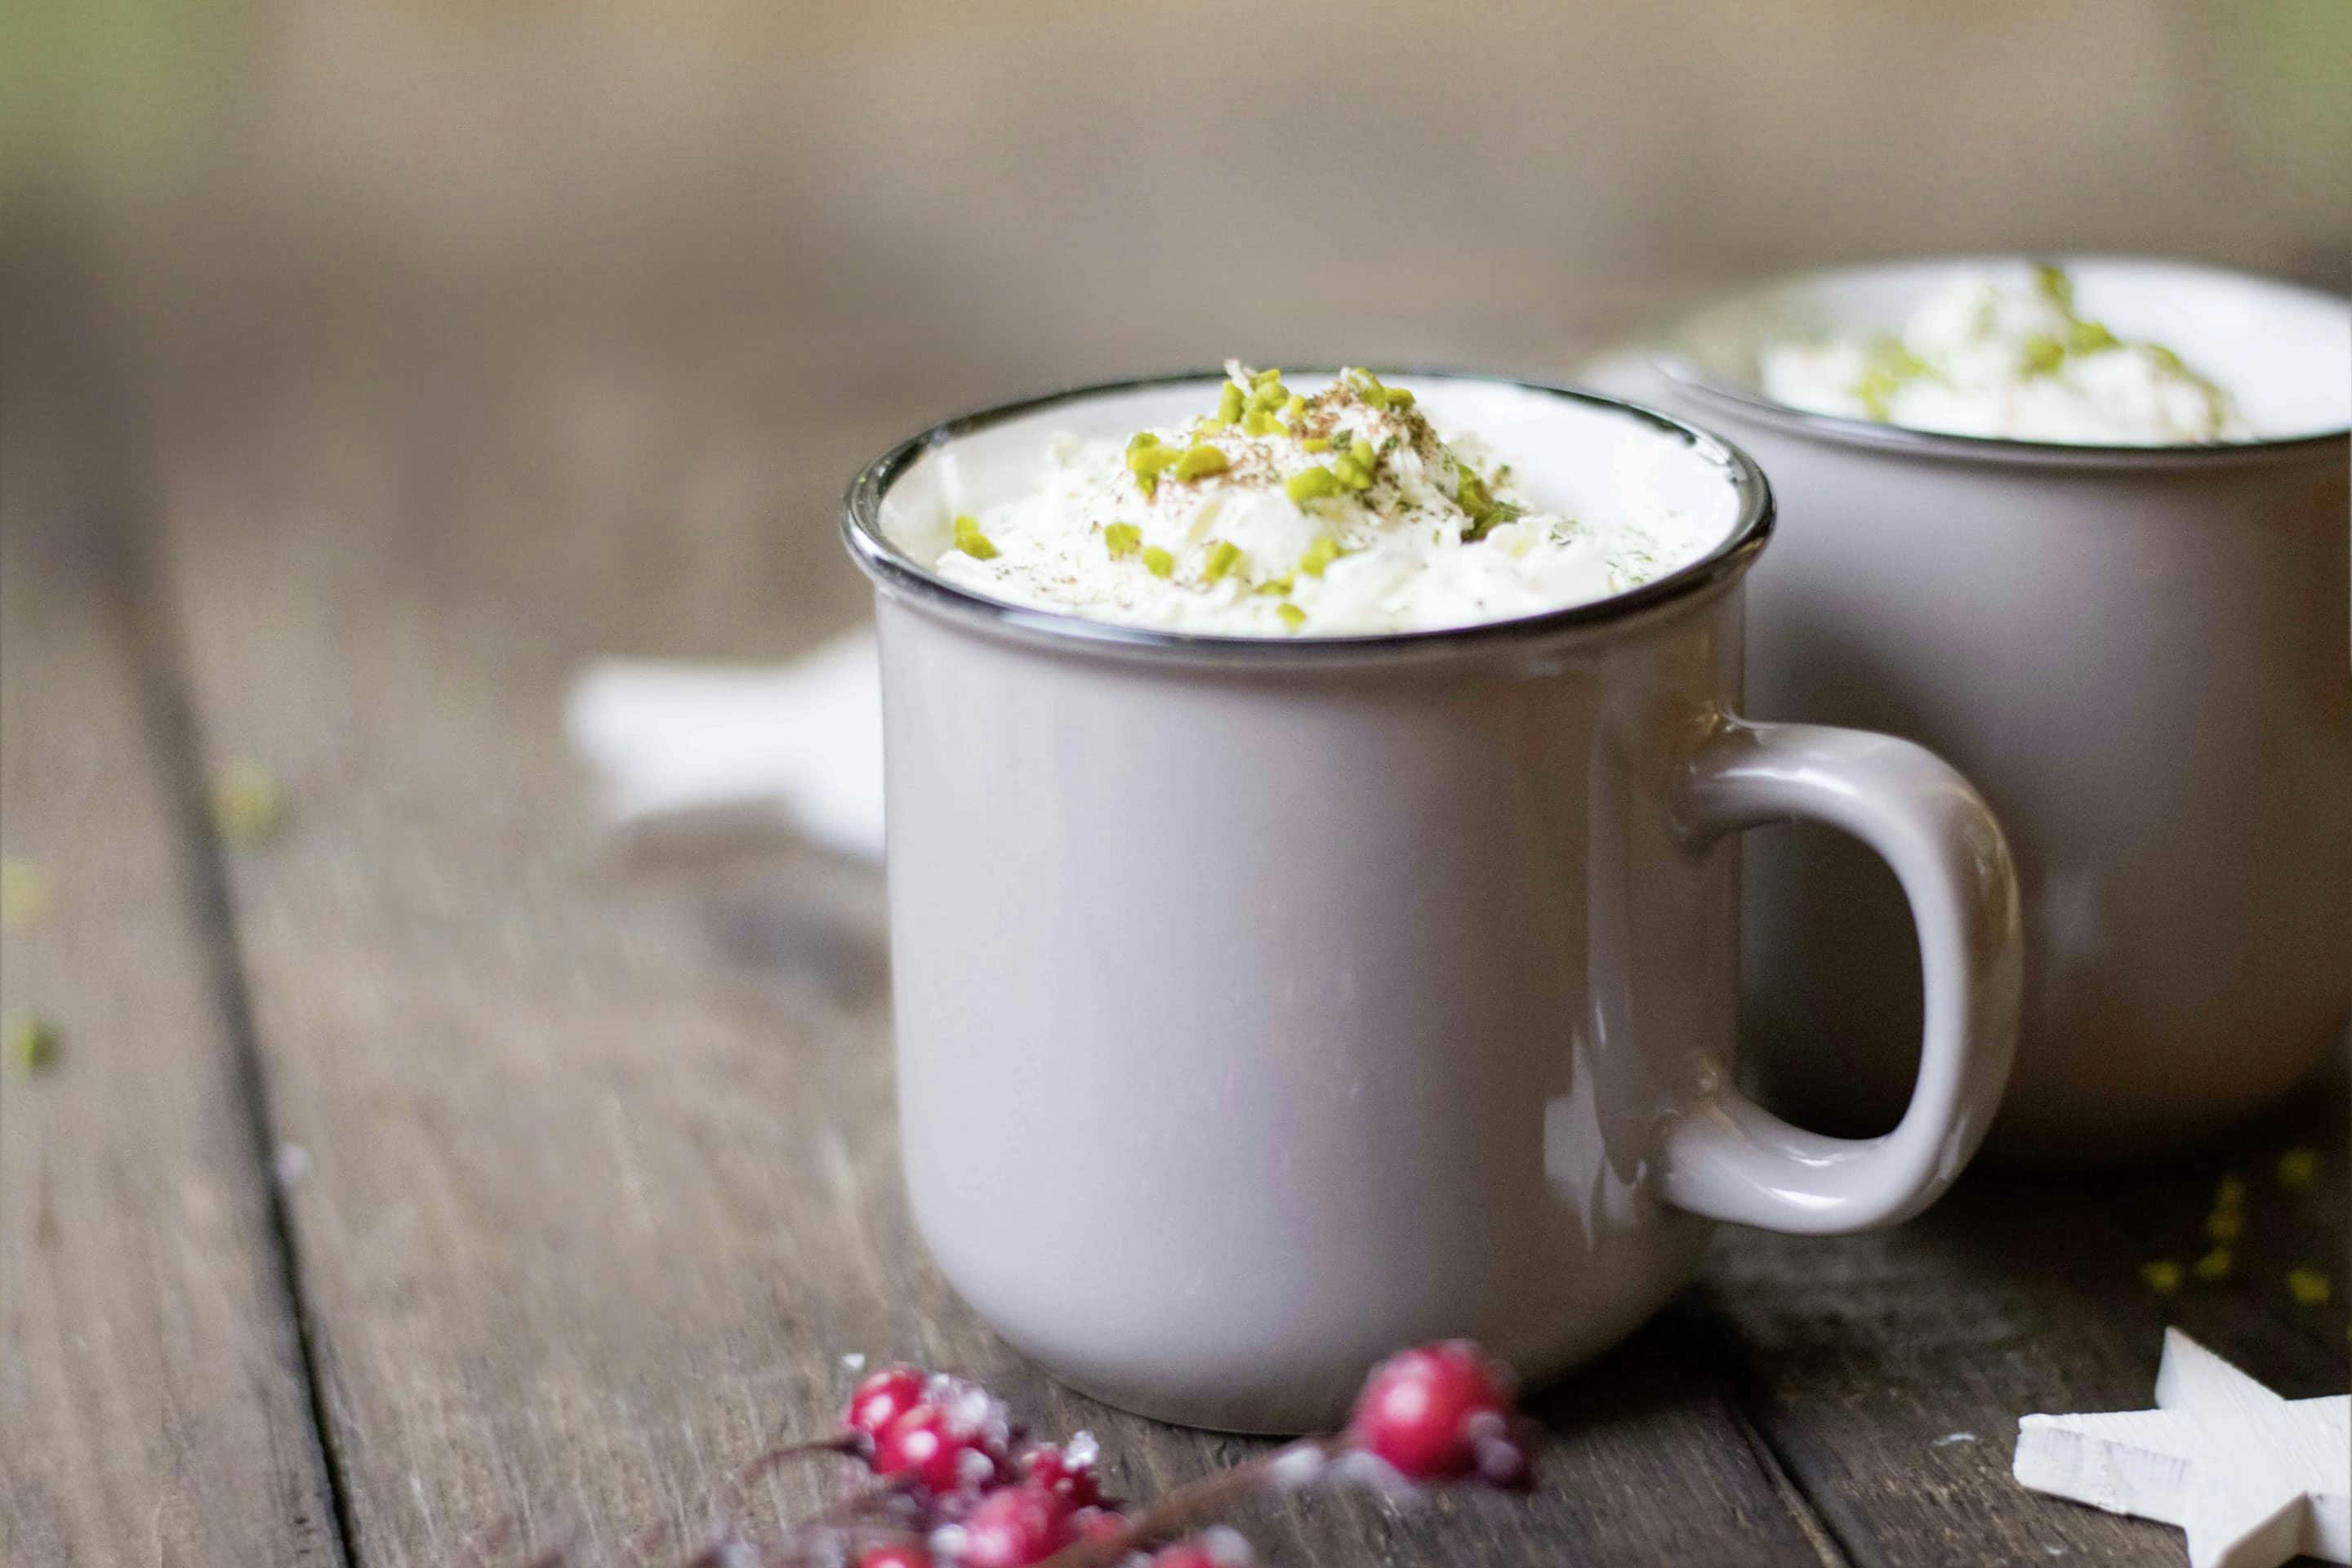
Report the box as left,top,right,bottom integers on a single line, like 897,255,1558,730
2013,1328,2349,1568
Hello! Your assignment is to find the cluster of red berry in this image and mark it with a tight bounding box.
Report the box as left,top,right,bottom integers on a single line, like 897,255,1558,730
832,1340,1529,1568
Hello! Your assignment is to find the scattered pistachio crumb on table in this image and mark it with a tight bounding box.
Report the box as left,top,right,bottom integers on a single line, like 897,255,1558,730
212,759,287,845
0,858,51,928
7,1013,60,1075
2285,1267,2332,1307
2140,1258,2184,1295
2275,1147,2319,1190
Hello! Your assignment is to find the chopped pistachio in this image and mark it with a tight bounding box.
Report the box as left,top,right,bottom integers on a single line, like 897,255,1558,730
0,858,51,929
2275,1148,2319,1190
1127,439,1180,497
1243,410,1285,437
1140,546,1175,577
1253,573,1295,596
1454,461,1522,541
1299,437,1331,453
2147,345,2185,373
1276,602,1307,630
2033,262,2074,311
2215,1173,2249,1209
2204,1207,2244,1244
1202,541,1244,583
1174,444,1231,483
2021,335,2065,376
212,760,287,846
1298,535,1343,577
1349,369,1389,405
1349,436,1376,470
1103,523,1143,559
952,514,1000,560
1251,366,1285,388
1331,456,1374,491
1245,379,1287,414
2067,318,2119,354
2287,1267,2332,1306
1330,427,1355,452
1855,368,1900,422
1282,394,1306,421
1285,466,1345,505
1383,385,1414,408
2192,1247,2234,1283
2140,1258,2184,1294
1215,382,1245,425
7,1013,58,1075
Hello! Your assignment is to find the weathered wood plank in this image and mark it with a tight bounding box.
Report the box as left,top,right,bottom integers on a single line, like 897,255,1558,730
0,235,345,1568
1704,1059,2350,1568
143,302,1840,1567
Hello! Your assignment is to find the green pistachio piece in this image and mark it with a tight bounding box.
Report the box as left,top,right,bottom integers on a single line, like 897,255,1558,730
2278,1148,2319,1189
1349,369,1388,404
213,760,287,846
1299,437,1331,452
1141,546,1175,577
1251,366,1285,387
1286,466,1345,505
2192,1247,2234,1282
2146,344,2185,372
1383,385,1414,408
1254,572,1295,596
1202,541,1244,583
1283,394,1306,421
1127,440,1181,497
1330,455,1371,490
1349,436,1376,470
2021,335,2065,376
1276,603,1307,630
1216,383,1246,425
1243,410,1285,437
1854,368,1900,422
1103,523,1143,559
2140,1259,2183,1294
2287,1267,2332,1306
952,514,1000,560
1174,444,1231,482
2068,318,2118,354
1298,535,1343,577
7,1013,58,1075
2033,262,2074,311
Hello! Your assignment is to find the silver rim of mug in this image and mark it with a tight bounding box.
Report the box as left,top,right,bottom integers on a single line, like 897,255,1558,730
840,369,1775,663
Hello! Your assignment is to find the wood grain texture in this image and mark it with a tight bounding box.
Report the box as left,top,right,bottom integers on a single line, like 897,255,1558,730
0,240,345,1568
139,298,1842,1568
1700,1060,2350,1568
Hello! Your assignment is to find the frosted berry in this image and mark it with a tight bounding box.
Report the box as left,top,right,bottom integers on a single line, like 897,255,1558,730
856,1546,931,1568
845,1365,929,1439
957,1482,1076,1567
1150,1526,1255,1567
1347,1340,1525,1484
871,1401,1005,1496
1020,1434,1102,1508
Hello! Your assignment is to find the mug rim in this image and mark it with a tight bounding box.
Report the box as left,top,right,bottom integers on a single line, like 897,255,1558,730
1653,253,2352,470
840,368,1775,662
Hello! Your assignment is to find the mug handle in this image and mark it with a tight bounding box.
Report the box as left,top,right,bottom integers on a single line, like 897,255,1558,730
1659,715,2023,1234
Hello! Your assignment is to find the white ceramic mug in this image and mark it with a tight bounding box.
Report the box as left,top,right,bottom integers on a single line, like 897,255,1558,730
1592,256,2351,1160
842,373,2022,1432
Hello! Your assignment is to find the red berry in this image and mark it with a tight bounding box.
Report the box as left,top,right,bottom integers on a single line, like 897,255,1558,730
958,1482,1076,1567
856,1547,931,1568
1020,1436,1102,1507
1346,1341,1520,1481
871,1401,1004,1495
845,1365,929,1439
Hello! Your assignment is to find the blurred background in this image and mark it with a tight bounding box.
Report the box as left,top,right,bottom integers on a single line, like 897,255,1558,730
4,0,2348,653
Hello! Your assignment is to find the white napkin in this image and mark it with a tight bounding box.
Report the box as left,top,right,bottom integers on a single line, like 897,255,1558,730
564,626,885,861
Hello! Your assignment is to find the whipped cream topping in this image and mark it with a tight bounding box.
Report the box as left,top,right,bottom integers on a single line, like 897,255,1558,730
1759,265,2252,445
927,365,1705,637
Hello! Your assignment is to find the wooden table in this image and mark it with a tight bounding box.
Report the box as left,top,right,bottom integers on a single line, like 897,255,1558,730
3,223,2345,1568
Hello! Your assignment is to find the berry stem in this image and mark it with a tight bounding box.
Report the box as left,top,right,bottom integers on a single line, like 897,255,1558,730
1031,1439,1337,1568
